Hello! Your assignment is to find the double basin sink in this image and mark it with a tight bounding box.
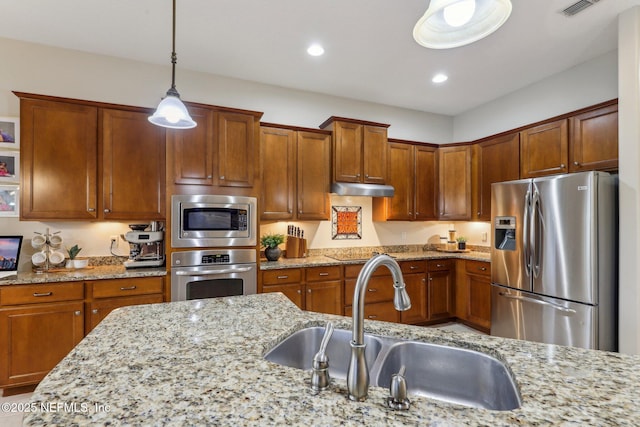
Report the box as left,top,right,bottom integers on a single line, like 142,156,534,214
265,326,521,411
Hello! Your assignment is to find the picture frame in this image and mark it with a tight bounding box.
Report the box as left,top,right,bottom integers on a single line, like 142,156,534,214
0,185,19,217
0,117,19,150
0,151,19,183
331,206,362,240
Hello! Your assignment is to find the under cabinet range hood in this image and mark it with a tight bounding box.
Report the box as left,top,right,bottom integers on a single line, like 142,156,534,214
330,182,395,197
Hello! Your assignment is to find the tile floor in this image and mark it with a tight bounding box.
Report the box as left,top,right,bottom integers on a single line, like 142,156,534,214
0,322,483,425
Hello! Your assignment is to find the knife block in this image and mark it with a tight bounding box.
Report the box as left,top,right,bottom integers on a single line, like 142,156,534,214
285,236,307,258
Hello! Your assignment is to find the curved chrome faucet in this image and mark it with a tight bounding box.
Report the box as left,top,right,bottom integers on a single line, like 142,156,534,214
347,254,411,401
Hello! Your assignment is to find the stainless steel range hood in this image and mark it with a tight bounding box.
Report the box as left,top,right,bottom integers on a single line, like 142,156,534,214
330,182,395,197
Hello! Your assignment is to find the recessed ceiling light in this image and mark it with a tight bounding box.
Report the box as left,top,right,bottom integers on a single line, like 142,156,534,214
307,44,325,56
432,73,448,83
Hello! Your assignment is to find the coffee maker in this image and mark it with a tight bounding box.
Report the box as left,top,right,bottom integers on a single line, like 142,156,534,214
123,222,165,268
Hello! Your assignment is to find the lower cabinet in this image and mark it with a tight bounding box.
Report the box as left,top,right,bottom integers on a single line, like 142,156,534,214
344,264,398,322
399,260,428,324
426,260,455,321
456,259,492,332
0,276,166,391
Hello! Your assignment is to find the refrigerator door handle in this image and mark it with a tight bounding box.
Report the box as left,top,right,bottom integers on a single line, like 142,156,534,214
532,189,542,279
523,189,532,277
498,291,577,314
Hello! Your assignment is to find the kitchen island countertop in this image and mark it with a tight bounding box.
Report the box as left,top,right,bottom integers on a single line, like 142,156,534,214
23,293,640,426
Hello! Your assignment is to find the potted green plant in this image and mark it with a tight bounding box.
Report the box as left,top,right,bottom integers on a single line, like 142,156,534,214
65,244,88,269
261,233,285,261
456,236,467,251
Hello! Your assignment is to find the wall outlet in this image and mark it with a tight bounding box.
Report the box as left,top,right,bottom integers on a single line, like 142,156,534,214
110,235,119,248
481,232,488,242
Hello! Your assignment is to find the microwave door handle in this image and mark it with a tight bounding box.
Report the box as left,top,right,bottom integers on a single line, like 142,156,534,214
498,291,576,314
175,267,253,276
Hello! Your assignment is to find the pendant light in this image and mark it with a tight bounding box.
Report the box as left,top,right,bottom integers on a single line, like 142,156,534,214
413,0,512,49
149,0,196,129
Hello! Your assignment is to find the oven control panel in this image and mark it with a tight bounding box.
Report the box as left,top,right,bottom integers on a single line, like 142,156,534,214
201,254,231,264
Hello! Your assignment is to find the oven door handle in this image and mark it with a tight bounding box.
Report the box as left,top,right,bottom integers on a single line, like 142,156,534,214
175,267,253,276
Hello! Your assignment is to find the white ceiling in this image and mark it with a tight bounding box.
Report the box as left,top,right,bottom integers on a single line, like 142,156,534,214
2,0,639,116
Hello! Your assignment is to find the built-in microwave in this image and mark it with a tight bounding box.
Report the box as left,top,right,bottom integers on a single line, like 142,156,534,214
171,195,257,248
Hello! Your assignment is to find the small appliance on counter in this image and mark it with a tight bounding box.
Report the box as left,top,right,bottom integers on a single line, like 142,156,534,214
123,221,165,268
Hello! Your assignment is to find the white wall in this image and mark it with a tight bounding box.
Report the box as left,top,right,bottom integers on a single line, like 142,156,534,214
453,50,619,142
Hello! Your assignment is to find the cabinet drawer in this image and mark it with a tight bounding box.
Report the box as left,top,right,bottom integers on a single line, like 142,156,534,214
400,260,426,274
0,282,84,306
305,266,341,282
465,260,490,276
262,269,302,285
344,263,391,279
345,301,399,323
345,275,395,305
91,277,164,299
427,259,454,271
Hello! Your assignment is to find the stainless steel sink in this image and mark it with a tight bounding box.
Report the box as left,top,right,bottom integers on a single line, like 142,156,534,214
264,326,521,411
373,341,521,410
264,326,383,380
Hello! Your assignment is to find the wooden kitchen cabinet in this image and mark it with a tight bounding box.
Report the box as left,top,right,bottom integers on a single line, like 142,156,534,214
569,103,618,172
320,117,390,184
456,260,491,332
19,97,99,220
373,141,437,221
520,119,569,178
217,111,256,188
170,106,215,185
260,126,331,221
85,276,165,332
427,259,455,321
399,260,428,324
438,145,472,220
473,133,520,221
17,92,166,220
0,282,84,388
101,109,166,220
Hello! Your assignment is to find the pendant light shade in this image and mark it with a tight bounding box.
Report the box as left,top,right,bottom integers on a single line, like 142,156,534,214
149,0,196,129
413,0,512,49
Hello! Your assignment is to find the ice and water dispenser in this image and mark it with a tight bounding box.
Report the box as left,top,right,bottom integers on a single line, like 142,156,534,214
494,216,516,251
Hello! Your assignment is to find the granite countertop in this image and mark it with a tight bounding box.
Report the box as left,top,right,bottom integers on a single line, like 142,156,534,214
24,293,640,425
260,250,490,270
0,265,166,286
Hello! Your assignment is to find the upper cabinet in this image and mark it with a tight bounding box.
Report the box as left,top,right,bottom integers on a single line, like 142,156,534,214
438,145,472,220
373,141,437,221
569,103,618,173
519,119,568,178
17,93,165,221
168,104,263,190
320,117,389,184
472,133,520,221
260,125,331,221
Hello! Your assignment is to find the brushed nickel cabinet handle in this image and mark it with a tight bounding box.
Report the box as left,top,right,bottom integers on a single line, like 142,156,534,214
436,264,444,268
33,292,52,297
367,315,378,319
88,208,96,212
92,309,98,314
319,272,329,276
308,289,312,293
574,161,579,166
479,267,487,271
277,275,289,279
220,175,225,180
297,290,301,294
560,164,566,169
104,209,110,213
207,175,213,179
120,286,137,291
410,266,417,270
367,288,378,293
429,277,433,281
74,311,82,316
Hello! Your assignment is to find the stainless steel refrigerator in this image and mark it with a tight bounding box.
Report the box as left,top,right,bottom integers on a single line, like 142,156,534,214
490,171,617,351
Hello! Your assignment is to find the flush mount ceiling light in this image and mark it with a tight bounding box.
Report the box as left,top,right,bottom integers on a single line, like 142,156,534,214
307,44,325,56
413,0,512,49
432,73,448,83
148,0,196,129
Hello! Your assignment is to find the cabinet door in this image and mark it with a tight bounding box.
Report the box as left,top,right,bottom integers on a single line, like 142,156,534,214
385,142,414,220
438,146,471,220
569,104,618,172
170,106,214,185
297,132,331,220
400,273,428,324
305,281,342,315
260,127,296,220
427,270,454,321
262,283,303,309
217,112,256,187
475,133,520,221
520,119,568,178
101,109,166,220
466,273,491,331
362,125,387,184
345,301,400,323
87,294,164,333
0,302,84,387
20,98,98,219
414,145,438,220
333,121,362,183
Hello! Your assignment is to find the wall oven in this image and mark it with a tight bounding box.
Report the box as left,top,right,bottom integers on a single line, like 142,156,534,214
171,194,257,248
171,249,257,302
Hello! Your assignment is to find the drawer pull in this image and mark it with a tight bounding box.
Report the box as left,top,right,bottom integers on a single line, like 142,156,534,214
479,267,487,271
92,309,99,314
120,286,137,291
277,275,289,279
367,315,378,319
318,272,330,276
409,266,418,270
436,264,444,268
368,288,378,293
33,292,52,297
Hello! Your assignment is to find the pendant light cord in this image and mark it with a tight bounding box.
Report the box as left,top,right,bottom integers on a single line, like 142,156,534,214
169,0,178,95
